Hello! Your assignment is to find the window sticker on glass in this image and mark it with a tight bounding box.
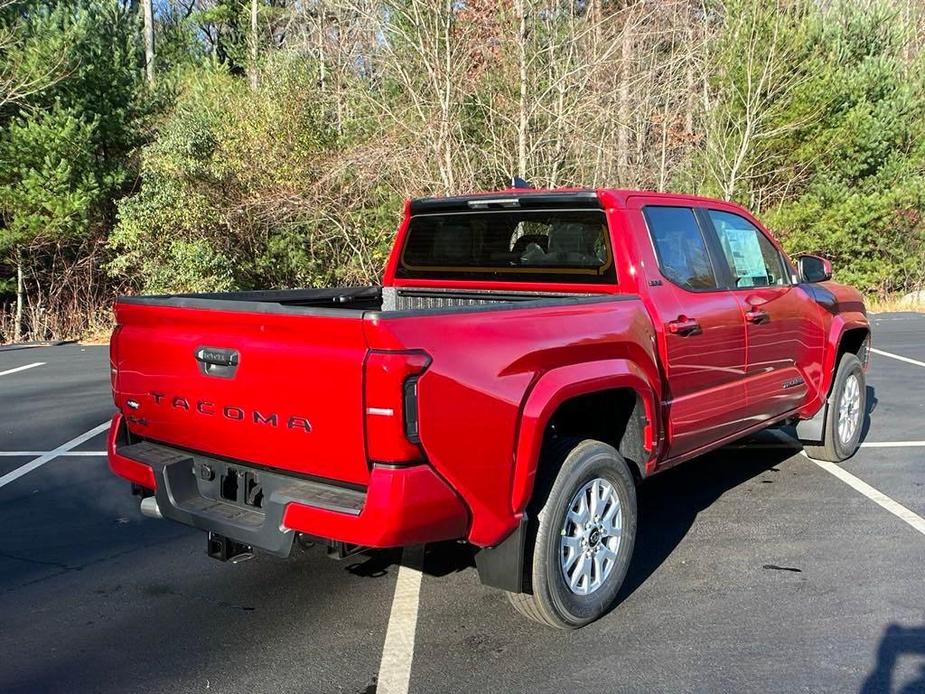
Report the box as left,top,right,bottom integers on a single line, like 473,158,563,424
708,210,786,288
719,225,766,287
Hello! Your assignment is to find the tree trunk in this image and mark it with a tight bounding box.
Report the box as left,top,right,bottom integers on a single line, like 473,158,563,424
686,25,695,135
142,0,155,84
617,10,632,180
318,1,326,94
250,0,259,90
14,254,24,343
516,0,528,179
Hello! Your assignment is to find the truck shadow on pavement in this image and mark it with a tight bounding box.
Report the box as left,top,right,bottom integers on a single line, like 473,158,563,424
331,383,880,605
861,622,925,694
356,433,813,599
614,440,800,608
347,541,476,579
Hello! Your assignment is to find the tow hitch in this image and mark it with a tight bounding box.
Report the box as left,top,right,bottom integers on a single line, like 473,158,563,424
325,540,366,560
207,532,254,563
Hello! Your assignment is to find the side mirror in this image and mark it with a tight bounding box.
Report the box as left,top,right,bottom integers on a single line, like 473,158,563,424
797,254,832,283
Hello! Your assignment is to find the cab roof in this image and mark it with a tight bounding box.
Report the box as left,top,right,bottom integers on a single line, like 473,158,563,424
409,188,744,214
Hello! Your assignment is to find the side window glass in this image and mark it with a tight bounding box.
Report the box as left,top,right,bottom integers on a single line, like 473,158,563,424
708,210,787,288
644,206,718,291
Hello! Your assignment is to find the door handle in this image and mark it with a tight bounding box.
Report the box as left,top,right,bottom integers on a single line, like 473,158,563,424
745,308,770,324
667,317,702,336
194,346,240,378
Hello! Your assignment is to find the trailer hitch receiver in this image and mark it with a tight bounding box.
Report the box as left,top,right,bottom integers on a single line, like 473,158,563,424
207,532,254,563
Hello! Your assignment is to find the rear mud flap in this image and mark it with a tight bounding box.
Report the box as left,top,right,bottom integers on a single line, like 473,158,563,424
475,515,528,593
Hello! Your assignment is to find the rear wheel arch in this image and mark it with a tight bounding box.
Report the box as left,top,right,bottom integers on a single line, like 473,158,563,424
535,389,646,499
510,360,657,517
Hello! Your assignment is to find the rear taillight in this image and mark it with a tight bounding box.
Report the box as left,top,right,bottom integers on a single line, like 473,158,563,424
364,350,431,464
109,325,122,408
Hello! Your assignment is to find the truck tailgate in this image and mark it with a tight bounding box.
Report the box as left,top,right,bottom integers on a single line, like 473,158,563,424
112,301,370,486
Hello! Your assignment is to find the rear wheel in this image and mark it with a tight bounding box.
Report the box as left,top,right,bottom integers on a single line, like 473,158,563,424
803,353,866,462
507,438,637,629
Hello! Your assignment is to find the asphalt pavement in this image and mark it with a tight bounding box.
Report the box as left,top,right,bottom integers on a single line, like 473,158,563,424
1,313,923,693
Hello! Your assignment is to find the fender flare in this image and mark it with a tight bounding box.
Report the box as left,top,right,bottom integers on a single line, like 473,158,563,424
798,316,870,440
510,359,658,515
819,316,870,401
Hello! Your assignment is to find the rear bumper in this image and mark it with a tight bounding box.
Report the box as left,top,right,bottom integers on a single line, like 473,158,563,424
107,414,469,553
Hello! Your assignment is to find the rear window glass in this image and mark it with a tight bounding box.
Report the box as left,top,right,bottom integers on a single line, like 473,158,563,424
643,206,718,291
397,209,616,284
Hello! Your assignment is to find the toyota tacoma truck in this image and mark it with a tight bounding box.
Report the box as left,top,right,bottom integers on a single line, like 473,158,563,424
107,188,870,628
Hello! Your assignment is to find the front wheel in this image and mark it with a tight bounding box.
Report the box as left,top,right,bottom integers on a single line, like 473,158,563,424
803,353,866,462
507,439,637,629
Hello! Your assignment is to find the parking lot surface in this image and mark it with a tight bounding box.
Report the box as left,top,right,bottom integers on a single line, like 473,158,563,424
1,313,924,693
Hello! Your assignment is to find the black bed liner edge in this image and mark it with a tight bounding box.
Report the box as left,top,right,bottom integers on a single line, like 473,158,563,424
116,288,639,318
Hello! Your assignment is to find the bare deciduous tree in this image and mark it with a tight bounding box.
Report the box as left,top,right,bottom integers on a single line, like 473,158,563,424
700,1,809,202
142,0,155,83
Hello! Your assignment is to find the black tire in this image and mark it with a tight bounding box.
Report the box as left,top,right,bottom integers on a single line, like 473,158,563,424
803,353,866,462
506,438,637,629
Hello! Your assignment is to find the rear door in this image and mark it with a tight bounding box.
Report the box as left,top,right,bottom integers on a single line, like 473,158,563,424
113,301,372,486
628,200,749,459
702,208,824,424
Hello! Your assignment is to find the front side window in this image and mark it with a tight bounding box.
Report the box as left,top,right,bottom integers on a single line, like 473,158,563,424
398,209,615,284
708,210,787,288
643,206,718,291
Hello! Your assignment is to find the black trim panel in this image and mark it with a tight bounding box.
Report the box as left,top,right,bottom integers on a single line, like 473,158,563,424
120,440,367,556
368,293,639,320
410,191,601,214
119,288,638,319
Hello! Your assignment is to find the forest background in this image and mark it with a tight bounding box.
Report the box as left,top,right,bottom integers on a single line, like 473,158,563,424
1,0,924,341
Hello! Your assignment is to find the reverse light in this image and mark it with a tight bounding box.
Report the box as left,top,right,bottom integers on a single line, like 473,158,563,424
364,350,431,464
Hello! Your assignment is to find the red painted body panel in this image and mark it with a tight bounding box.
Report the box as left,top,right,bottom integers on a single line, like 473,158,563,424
107,414,156,489
280,463,469,548
622,198,749,457
732,285,825,425
796,281,871,419
112,301,371,486
363,298,659,545
108,187,869,551
107,412,468,547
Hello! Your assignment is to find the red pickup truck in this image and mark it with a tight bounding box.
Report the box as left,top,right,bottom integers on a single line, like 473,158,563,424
107,188,870,628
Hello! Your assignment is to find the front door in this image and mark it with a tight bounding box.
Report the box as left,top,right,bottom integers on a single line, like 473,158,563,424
629,201,749,459
703,208,824,425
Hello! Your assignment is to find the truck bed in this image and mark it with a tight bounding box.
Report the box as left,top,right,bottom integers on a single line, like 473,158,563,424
111,283,649,549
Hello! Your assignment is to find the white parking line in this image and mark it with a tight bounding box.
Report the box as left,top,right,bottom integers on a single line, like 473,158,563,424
0,422,110,489
377,545,425,694
860,441,925,448
0,362,45,377
870,347,925,368
0,451,107,456
801,452,925,536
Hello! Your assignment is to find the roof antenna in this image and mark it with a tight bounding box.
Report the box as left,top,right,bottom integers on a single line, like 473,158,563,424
511,176,534,189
